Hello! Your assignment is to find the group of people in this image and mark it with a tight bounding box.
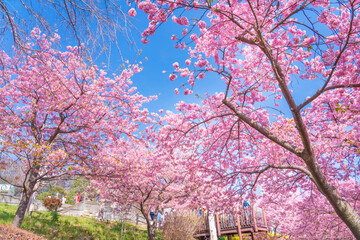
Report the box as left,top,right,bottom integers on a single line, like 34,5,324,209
149,210,169,228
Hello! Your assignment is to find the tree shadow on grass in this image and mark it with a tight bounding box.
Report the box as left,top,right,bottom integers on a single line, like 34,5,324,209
22,214,97,240
0,210,14,224
110,222,163,240
111,222,147,240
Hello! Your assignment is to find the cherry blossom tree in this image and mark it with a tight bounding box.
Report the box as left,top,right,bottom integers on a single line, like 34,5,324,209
0,28,153,227
131,0,360,238
91,136,201,240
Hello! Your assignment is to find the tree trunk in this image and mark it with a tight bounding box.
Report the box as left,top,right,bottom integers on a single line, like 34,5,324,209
208,213,218,240
140,204,158,240
145,213,158,240
12,190,32,227
148,223,156,240
12,169,38,228
305,155,360,239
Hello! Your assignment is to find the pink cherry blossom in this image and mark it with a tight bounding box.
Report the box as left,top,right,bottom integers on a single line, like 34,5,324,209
133,0,360,238
128,8,137,17
173,62,179,68
169,73,177,81
198,20,206,29
141,38,149,44
1,28,153,228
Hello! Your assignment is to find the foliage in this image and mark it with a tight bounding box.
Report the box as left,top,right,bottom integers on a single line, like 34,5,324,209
161,210,200,240
69,177,89,195
66,176,98,204
37,185,67,201
0,203,162,240
38,177,95,204
43,197,62,213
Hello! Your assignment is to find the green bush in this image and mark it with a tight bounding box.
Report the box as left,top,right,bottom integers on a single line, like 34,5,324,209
37,185,67,201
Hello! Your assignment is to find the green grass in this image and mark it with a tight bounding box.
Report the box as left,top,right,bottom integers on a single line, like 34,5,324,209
0,203,162,240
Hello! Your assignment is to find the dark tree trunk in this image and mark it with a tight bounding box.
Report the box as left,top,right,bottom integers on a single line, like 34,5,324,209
12,191,31,227
12,169,38,228
140,206,158,240
148,224,156,240
304,155,360,239
145,213,158,240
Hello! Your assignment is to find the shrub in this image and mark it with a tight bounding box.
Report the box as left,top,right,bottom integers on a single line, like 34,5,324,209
43,197,62,212
161,210,200,240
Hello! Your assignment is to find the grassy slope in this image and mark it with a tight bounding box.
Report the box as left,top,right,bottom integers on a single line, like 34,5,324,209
0,203,161,240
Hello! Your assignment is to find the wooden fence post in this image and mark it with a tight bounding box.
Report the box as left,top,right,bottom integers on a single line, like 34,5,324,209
252,207,258,232
262,207,268,230
236,213,243,240
216,213,221,236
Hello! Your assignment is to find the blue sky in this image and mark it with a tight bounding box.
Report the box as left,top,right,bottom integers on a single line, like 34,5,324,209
2,1,324,116
110,8,227,113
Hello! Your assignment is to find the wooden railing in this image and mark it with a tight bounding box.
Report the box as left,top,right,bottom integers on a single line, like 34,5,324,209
197,212,210,233
195,207,268,238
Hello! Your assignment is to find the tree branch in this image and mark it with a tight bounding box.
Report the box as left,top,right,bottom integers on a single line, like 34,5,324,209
222,98,303,156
